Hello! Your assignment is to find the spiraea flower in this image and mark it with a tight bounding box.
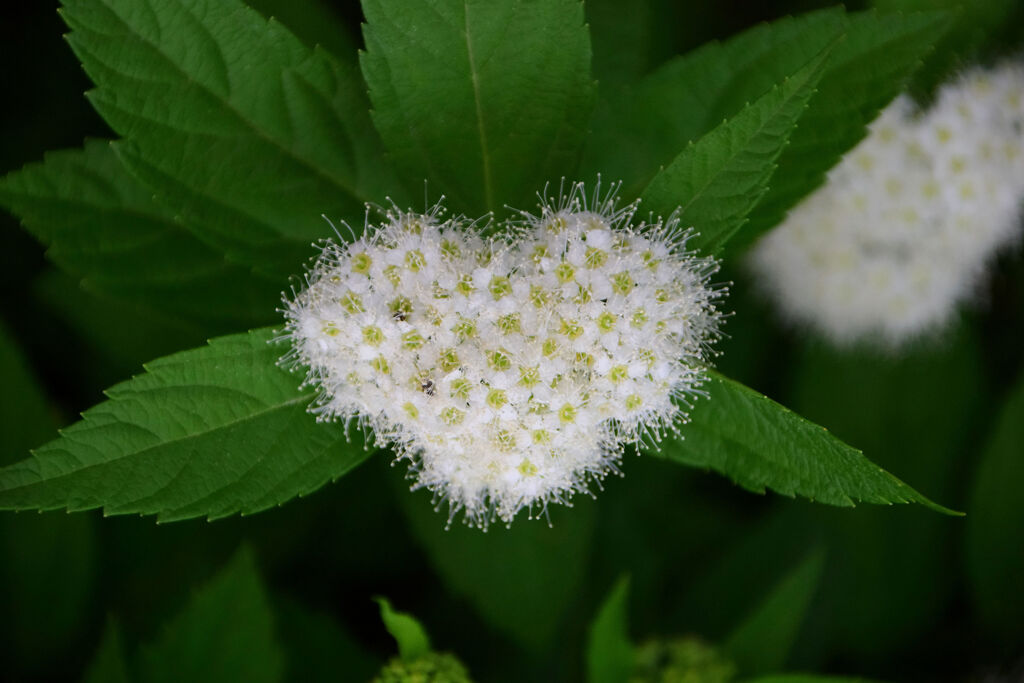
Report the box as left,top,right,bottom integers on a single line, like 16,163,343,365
750,62,1024,348
282,183,722,528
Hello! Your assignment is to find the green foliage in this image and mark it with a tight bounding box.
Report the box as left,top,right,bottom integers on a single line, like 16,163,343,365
0,319,98,673
0,328,372,520
0,141,278,332
656,372,955,514
136,548,283,683
275,598,381,682
873,0,1024,97
360,0,595,216
737,10,951,250
585,8,951,254
399,486,595,654
81,548,284,683
722,551,824,676
640,43,832,254
373,653,474,683
81,621,131,683
632,638,737,683
586,576,634,683
0,317,55,465
967,370,1024,644
60,0,400,279
583,8,845,199
376,597,433,660
741,677,885,683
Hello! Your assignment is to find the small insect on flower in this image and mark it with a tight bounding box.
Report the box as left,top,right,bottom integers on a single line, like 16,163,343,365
750,62,1024,349
281,182,724,528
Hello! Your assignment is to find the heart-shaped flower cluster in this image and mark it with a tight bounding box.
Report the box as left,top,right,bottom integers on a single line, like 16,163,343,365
282,184,722,527
750,62,1024,348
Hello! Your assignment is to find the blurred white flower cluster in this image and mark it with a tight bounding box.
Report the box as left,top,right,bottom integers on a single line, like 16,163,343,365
750,62,1024,348
283,184,722,527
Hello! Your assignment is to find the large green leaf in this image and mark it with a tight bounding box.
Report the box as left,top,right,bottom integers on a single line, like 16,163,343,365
655,372,956,514
0,328,372,521
583,8,949,248
586,576,634,683
360,0,595,216
737,10,950,251
398,483,595,654
967,371,1024,644
137,548,283,683
60,0,400,278
1,140,279,332
723,550,824,676
582,8,845,199
640,43,833,255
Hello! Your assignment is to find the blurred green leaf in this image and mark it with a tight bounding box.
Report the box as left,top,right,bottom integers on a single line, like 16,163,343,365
276,597,381,683
360,0,595,216
137,547,283,683
375,597,433,660
33,269,203,388
399,487,595,654
0,318,98,676
61,0,399,278
967,370,1024,644
641,42,832,255
742,676,887,683
82,620,131,683
785,331,981,660
656,372,957,514
737,9,951,251
0,140,279,332
873,0,1022,96
0,328,372,521
723,550,824,676
0,317,55,465
586,576,634,683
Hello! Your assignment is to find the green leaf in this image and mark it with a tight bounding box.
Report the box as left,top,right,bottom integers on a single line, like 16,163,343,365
783,329,981,658
246,0,359,61
0,140,278,333
360,0,595,215
137,547,283,683
655,372,957,515
82,620,131,683
0,318,56,466
967,371,1024,644
640,43,832,255
61,0,400,278
0,328,372,521
398,484,595,654
873,0,1023,96
276,598,381,683
723,550,824,676
0,318,98,675
737,9,951,251
582,8,846,199
375,597,432,660
586,576,634,683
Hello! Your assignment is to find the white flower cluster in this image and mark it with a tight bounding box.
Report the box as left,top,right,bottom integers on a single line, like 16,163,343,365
283,184,722,527
750,62,1024,348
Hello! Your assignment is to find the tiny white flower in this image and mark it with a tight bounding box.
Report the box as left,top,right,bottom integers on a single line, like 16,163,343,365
282,183,723,528
749,62,1024,348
